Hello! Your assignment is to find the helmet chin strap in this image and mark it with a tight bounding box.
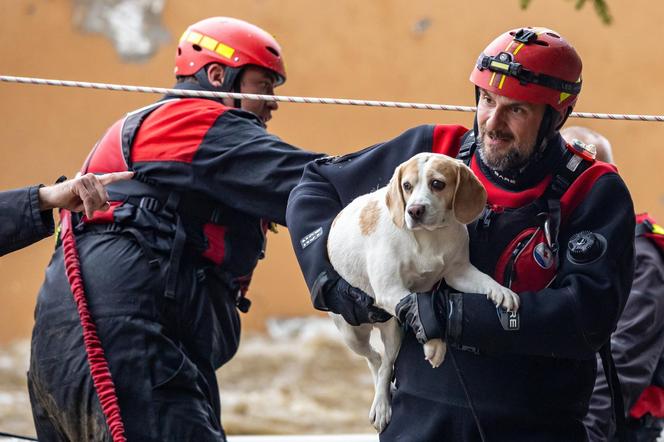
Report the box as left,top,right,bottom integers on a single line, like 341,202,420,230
194,65,243,108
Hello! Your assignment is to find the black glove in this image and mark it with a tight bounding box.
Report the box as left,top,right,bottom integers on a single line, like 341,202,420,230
323,275,392,326
396,290,447,344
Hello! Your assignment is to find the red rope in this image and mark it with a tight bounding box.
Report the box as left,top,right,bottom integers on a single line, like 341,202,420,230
60,211,127,442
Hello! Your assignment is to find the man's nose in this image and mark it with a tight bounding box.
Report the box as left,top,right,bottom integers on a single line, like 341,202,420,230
407,204,426,220
484,106,506,131
267,99,279,111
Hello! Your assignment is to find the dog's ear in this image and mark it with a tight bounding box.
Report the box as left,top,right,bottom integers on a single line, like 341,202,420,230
453,162,487,225
385,162,406,229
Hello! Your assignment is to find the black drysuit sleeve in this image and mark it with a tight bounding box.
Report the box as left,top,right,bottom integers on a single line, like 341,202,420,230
0,185,55,256
455,173,635,360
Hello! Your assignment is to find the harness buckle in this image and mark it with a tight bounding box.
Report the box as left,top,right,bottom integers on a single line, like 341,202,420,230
139,197,160,212
209,207,224,225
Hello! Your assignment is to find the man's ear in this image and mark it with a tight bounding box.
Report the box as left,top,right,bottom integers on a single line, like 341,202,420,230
453,163,487,225
206,63,225,88
385,163,406,229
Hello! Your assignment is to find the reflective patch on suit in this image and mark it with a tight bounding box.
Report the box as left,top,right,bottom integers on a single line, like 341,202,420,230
300,227,323,249
496,308,520,331
533,242,554,269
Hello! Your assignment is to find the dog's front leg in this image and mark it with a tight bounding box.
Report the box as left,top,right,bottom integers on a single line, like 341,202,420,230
445,262,520,311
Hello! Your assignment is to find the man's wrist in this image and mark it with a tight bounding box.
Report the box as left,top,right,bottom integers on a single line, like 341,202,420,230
37,185,55,211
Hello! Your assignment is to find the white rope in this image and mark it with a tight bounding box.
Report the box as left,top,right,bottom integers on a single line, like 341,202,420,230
2,75,664,122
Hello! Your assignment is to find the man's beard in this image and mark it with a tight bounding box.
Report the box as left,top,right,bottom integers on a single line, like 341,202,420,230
477,129,535,173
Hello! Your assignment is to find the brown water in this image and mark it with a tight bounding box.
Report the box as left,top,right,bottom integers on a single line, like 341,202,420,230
0,317,376,438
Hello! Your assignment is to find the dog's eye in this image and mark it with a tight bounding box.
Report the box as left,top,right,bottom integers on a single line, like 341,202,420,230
402,182,412,192
431,180,446,191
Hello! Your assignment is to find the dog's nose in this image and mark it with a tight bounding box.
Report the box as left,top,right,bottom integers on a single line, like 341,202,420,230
407,204,425,221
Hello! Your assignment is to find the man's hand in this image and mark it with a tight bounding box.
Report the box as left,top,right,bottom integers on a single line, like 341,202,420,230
324,276,392,326
38,172,134,219
396,291,446,344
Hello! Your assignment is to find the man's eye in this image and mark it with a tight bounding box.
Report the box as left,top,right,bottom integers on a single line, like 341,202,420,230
431,180,446,191
402,182,412,192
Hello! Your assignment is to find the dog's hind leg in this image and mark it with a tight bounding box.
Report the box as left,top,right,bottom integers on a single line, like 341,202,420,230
331,314,382,385
371,318,402,433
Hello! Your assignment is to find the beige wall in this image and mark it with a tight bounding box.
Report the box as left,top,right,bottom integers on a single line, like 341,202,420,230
1,0,663,342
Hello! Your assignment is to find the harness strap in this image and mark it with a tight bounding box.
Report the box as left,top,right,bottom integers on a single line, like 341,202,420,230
60,210,127,442
163,192,184,300
457,130,476,166
600,341,629,442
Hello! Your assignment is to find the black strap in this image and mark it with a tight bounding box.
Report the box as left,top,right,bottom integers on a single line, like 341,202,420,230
163,192,185,300
600,341,628,441
635,220,654,238
458,130,476,166
539,144,593,266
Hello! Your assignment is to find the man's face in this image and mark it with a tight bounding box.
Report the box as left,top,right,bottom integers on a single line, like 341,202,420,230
237,66,279,125
476,88,547,172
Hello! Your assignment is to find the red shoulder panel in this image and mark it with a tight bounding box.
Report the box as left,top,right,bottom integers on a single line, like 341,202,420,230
560,161,617,220
131,99,229,164
83,120,128,174
470,156,552,208
431,124,468,157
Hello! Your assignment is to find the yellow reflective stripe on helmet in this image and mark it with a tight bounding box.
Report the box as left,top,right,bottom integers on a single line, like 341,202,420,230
200,36,218,51
498,74,506,89
215,43,235,59
653,223,664,235
512,43,525,56
184,31,235,59
186,31,203,45
489,72,497,87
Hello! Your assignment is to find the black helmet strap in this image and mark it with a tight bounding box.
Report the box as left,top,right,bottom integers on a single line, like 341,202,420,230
194,64,244,108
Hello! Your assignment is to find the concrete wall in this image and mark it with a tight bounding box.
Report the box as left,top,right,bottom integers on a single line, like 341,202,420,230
1,0,663,342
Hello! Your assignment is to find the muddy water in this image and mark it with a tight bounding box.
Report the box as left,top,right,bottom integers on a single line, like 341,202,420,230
0,317,376,437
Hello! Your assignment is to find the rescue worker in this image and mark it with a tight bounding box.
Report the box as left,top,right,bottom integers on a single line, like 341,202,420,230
563,127,664,442
287,27,635,441
0,172,132,256
29,17,324,441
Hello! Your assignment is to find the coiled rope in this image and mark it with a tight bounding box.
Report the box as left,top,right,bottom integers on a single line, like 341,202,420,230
2,75,664,122
60,210,127,442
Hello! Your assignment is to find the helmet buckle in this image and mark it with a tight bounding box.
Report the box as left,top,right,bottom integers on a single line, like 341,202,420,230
513,29,538,44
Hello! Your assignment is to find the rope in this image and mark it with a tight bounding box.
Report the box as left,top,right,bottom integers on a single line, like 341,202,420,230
3,75,664,122
60,210,127,442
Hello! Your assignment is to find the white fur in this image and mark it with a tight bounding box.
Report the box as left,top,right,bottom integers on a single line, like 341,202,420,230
327,152,519,432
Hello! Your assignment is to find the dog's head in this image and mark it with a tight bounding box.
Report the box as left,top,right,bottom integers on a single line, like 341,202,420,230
385,152,487,230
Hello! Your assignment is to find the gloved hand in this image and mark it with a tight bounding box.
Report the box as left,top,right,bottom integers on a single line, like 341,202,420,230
396,289,447,344
323,276,392,326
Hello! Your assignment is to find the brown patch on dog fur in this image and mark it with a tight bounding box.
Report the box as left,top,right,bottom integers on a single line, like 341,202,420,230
359,200,381,236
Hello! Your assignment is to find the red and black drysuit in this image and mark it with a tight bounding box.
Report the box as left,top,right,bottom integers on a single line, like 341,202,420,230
585,214,664,442
0,185,55,256
28,83,324,441
287,124,635,441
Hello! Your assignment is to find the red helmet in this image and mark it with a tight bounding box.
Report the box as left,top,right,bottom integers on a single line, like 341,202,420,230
175,17,286,85
470,27,582,115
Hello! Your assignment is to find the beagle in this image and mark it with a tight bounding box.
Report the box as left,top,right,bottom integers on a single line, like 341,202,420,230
327,152,520,432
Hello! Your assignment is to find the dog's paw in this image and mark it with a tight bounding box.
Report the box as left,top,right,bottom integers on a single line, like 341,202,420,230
369,394,391,433
423,338,447,368
486,285,520,312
